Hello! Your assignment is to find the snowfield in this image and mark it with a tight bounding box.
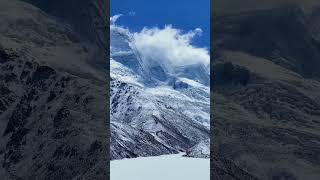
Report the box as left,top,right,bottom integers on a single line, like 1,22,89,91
110,153,210,180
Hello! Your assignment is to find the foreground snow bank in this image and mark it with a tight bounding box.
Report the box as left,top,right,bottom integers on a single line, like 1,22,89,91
110,153,210,180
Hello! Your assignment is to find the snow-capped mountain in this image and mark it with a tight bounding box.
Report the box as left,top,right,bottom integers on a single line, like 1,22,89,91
110,24,210,159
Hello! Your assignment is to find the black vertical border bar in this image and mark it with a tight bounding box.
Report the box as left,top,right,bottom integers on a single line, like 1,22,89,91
210,0,214,179
106,0,111,178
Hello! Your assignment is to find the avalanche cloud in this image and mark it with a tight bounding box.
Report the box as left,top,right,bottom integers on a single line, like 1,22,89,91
111,14,209,67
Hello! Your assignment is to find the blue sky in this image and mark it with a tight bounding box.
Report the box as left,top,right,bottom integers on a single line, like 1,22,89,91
110,0,210,48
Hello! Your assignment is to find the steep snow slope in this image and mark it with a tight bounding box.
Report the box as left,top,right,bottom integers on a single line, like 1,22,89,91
110,75,209,159
110,23,210,159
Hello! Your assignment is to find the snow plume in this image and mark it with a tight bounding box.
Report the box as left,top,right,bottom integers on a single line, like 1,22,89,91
110,14,122,24
132,25,209,67
110,14,130,36
110,14,209,67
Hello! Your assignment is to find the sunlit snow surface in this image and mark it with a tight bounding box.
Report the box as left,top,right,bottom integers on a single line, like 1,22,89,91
110,153,210,180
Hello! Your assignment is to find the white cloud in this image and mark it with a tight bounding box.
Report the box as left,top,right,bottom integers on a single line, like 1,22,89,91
131,25,209,67
110,15,209,69
110,14,123,24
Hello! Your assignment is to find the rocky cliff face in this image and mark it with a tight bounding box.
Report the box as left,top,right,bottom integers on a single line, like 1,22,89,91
0,0,108,179
211,6,320,180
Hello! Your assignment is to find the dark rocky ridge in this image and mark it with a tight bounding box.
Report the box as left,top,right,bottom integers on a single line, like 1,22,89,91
0,0,108,179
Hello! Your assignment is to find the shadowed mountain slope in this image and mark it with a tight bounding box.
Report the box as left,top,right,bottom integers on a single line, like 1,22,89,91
211,6,320,180
0,0,108,179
